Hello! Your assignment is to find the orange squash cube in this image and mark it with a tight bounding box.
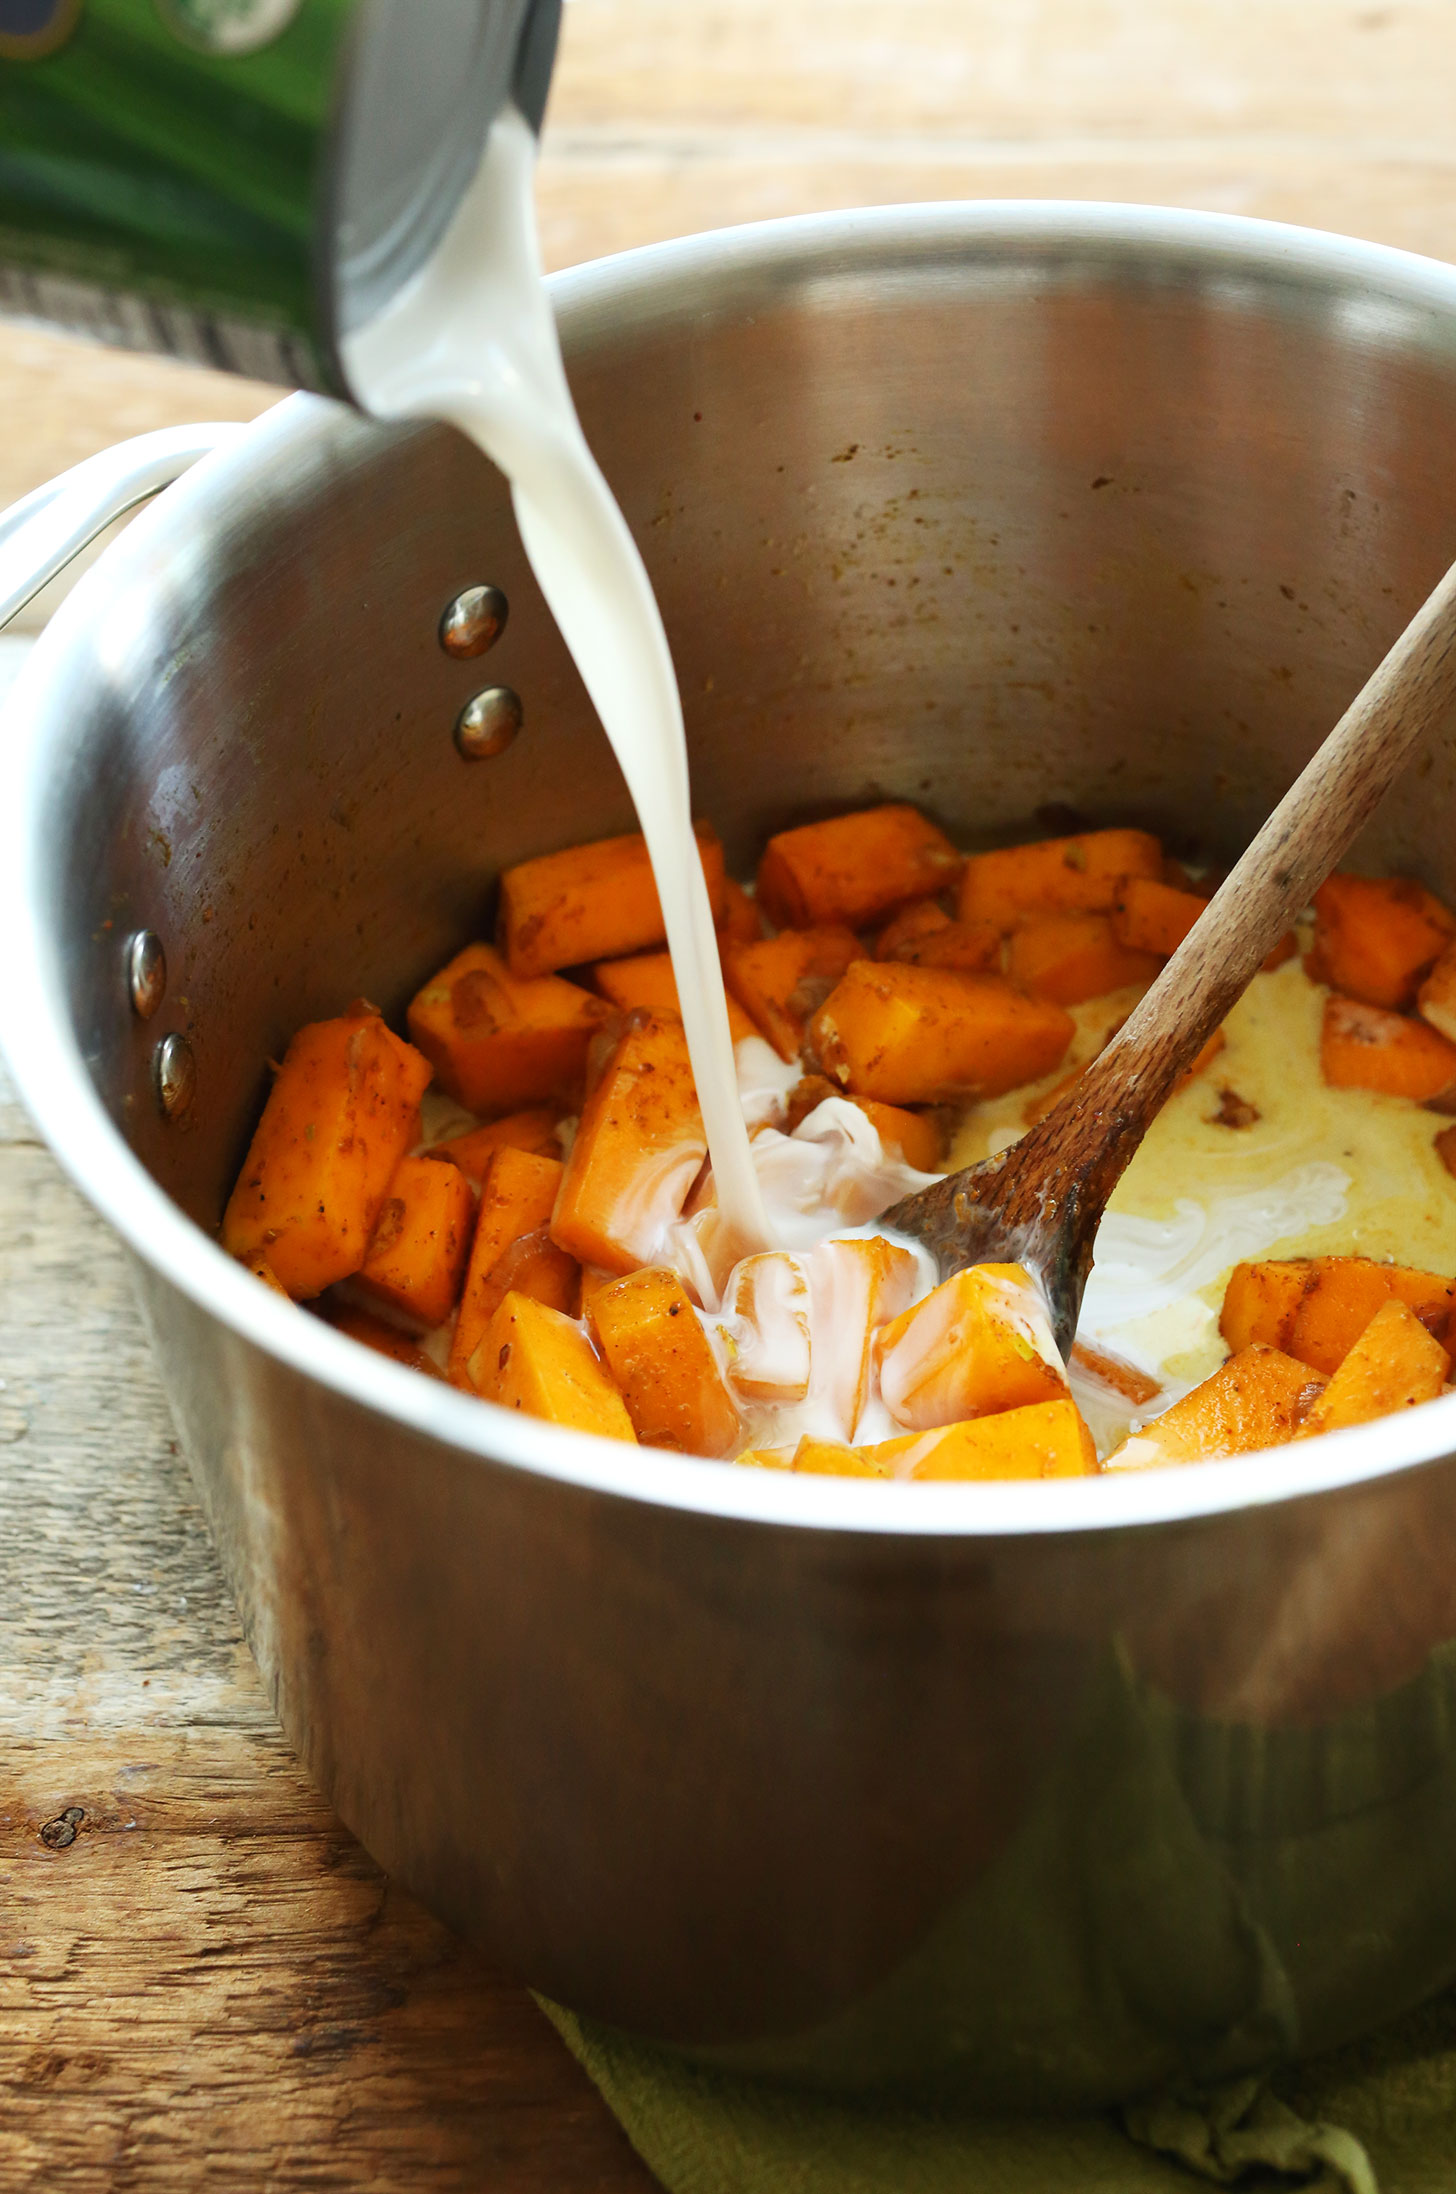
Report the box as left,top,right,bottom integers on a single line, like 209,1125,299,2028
471,1292,636,1442
718,877,766,945
462,1228,580,1358
789,1437,892,1479
551,1013,706,1274
809,962,1074,1105
959,828,1163,931
325,1303,445,1379
498,823,727,978
1112,875,1207,957
1220,1254,1455,1376
424,1107,562,1183
889,1400,1098,1481
222,1009,432,1299
448,1147,563,1385
588,1267,741,1456
406,943,607,1116
756,804,962,930
726,1252,813,1403
856,1098,943,1172
241,1250,290,1297
1107,1345,1326,1469
1418,938,1456,1045
811,1236,919,1438
592,949,757,1045
1306,872,1455,1010
1006,912,1161,1006
723,927,862,1062
876,901,953,958
356,1154,475,1327
1299,1298,1450,1437
876,1263,1068,1430
1320,994,1456,1102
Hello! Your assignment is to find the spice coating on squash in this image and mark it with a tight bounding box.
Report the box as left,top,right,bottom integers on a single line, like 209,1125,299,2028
407,943,607,1116
498,824,727,978
809,961,1074,1104
551,1012,707,1273
588,1267,741,1455
756,804,962,930
222,1009,431,1299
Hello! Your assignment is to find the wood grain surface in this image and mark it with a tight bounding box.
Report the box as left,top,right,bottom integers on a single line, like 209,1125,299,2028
2,2,1454,2183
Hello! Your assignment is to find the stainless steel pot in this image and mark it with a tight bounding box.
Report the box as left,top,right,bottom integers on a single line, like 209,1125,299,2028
6,203,1456,2111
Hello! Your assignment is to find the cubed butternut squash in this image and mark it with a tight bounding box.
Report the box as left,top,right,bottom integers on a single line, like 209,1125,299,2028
723,927,861,1061
876,1262,1069,1429
1107,1345,1326,1470
588,1267,741,1455
498,824,727,978
1299,1298,1450,1437
1219,1254,1455,1376
425,1107,562,1182
1418,938,1456,1044
591,949,757,1045
1006,912,1161,1006
809,962,1074,1105
809,1236,919,1438
407,943,607,1115
1112,876,1207,958
1320,994,1456,1102
898,1400,1098,1480
1305,872,1455,1010
782,1078,943,1171
959,828,1163,931
908,922,1004,973
470,1292,636,1442
736,1445,795,1471
241,1250,290,1297
756,804,962,930
876,901,952,958
785,1404,1097,1481
790,1437,892,1479
325,1303,446,1379
222,1009,432,1299
718,877,766,945
356,1154,475,1327
876,901,1000,972
551,1013,706,1274
448,1147,563,1384
725,1252,813,1402
459,1230,581,1368
857,1098,944,1172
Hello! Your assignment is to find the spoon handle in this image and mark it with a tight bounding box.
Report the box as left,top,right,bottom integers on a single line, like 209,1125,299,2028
1039,553,1456,1196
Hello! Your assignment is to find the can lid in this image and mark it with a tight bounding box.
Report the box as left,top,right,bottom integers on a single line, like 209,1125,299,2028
325,0,561,351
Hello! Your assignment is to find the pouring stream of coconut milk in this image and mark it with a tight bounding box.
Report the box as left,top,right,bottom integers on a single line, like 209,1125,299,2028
344,106,772,1261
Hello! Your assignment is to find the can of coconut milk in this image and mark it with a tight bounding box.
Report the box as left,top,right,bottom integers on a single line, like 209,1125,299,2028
0,0,561,392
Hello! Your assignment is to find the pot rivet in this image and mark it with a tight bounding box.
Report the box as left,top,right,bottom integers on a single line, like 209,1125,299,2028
127,930,167,1020
440,584,508,660
455,685,522,760
154,1033,196,1121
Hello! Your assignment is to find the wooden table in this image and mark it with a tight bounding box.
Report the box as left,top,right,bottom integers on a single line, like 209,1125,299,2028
2,3,1451,2180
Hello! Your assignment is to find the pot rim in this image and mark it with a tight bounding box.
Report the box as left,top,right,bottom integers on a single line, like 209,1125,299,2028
7,196,1456,1540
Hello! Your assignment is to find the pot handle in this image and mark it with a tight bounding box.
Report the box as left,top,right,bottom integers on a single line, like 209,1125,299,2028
0,422,245,632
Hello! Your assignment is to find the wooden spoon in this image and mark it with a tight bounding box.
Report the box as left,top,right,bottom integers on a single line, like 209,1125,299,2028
882,561,1456,1357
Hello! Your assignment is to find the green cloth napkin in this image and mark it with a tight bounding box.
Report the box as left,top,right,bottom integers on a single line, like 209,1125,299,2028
537,1636,1456,2194
544,1990,1456,2194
